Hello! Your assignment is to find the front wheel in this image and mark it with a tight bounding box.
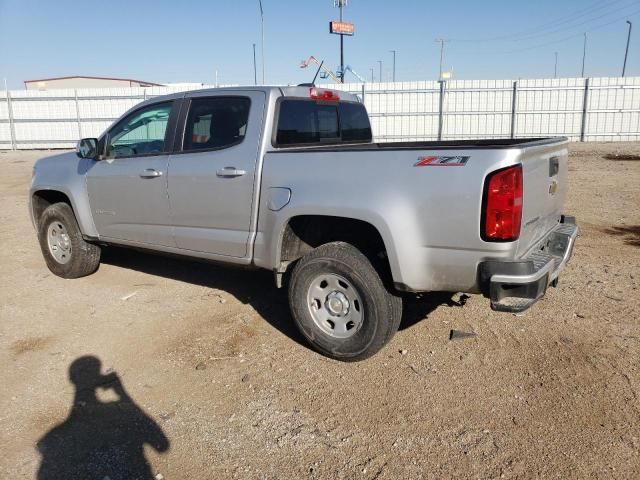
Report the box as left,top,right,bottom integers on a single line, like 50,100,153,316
37,202,101,279
288,242,402,361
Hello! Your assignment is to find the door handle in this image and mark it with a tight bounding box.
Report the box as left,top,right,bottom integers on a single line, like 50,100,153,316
139,169,163,178
216,167,247,178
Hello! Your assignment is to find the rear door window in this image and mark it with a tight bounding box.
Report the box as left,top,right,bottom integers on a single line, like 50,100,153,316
183,97,251,152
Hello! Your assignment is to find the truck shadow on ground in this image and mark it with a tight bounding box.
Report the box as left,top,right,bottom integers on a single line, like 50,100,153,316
36,355,169,480
101,247,461,348
603,225,640,247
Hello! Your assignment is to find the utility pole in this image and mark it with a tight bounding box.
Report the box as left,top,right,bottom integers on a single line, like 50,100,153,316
554,52,558,78
370,68,374,83
258,0,265,84
378,60,383,82
581,33,587,78
252,43,257,85
334,0,348,83
390,50,396,82
622,20,633,77
436,39,447,80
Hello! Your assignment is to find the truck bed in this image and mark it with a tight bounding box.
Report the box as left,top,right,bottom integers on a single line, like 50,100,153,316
270,137,567,153
260,135,569,292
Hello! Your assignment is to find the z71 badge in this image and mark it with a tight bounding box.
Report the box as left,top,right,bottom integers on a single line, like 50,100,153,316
414,156,471,167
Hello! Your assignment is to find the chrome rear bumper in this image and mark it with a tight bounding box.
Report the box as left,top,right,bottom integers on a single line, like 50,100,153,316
478,216,578,313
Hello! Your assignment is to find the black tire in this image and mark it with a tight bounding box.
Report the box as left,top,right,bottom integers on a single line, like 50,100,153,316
37,202,101,279
288,242,402,361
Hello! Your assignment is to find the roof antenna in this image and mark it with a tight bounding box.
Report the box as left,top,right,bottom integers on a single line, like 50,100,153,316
311,60,324,86
299,59,326,87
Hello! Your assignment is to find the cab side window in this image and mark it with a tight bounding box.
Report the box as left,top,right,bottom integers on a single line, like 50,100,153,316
183,97,251,152
105,102,173,158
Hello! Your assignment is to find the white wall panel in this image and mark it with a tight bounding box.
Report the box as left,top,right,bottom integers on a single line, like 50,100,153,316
0,78,639,149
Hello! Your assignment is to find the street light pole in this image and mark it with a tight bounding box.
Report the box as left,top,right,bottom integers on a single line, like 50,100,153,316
252,43,257,85
554,52,558,78
259,0,265,84
622,20,633,77
390,50,396,82
340,1,344,82
436,39,447,80
370,68,374,83
378,60,382,83
581,33,587,78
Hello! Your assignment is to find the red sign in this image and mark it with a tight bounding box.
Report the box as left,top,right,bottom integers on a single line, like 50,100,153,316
330,21,355,36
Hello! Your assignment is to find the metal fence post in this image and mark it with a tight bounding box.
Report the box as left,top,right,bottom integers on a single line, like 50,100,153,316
6,90,16,150
510,81,518,139
74,89,82,140
438,80,445,141
580,78,590,142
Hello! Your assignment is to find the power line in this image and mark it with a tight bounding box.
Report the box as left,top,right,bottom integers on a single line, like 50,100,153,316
450,0,632,43
527,0,634,36
502,1,640,43
467,7,640,55
507,9,640,54
451,0,626,42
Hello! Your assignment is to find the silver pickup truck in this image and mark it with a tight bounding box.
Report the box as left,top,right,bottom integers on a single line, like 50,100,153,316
30,86,577,361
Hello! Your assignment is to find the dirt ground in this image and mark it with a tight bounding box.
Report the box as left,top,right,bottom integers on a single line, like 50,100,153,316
0,143,638,479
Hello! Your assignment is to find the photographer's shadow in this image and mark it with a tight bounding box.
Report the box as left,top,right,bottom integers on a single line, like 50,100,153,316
37,356,169,480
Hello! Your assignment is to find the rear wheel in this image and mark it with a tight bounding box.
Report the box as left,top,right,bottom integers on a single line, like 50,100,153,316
37,202,101,279
288,242,402,361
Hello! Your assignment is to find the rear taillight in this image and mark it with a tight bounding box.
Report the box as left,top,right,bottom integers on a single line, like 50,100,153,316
482,164,523,242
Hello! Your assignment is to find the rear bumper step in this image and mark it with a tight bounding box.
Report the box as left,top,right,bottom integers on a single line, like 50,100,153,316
478,216,578,313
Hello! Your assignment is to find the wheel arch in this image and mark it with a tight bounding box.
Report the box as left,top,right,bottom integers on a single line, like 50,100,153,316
30,188,97,238
275,214,400,287
31,190,74,225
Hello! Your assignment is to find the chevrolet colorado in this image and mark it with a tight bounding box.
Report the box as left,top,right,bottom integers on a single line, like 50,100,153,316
30,86,577,360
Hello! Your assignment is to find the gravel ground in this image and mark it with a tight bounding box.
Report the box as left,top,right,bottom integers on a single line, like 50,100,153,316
0,143,638,479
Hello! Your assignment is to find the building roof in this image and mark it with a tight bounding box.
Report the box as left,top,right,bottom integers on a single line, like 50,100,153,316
23,75,163,86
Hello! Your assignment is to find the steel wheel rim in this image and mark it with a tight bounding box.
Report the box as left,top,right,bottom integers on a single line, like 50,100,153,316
306,273,364,339
47,221,72,264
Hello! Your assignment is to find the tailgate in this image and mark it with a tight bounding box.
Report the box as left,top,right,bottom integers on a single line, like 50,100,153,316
516,140,569,256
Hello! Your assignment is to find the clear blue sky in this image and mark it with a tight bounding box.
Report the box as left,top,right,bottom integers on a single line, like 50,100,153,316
0,0,638,88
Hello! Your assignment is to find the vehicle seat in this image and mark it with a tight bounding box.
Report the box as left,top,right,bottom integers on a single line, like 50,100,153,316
207,108,240,148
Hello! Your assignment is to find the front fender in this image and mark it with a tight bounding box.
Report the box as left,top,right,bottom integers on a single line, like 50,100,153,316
30,152,98,237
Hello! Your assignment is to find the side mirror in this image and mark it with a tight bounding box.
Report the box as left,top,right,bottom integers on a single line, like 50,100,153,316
76,138,99,159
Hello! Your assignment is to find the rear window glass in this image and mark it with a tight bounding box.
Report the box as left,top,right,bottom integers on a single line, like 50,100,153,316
339,102,373,142
276,101,338,145
275,100,371,146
